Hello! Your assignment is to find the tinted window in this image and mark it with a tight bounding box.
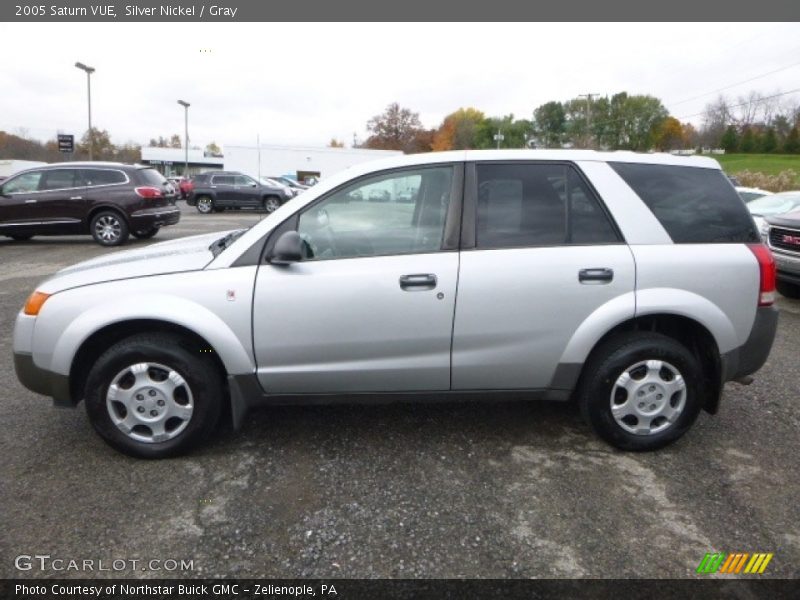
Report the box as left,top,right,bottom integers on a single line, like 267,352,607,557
82,169,127,186
137,168,167,186
610,163,759,243
212,175,235,185
40,169,81,190
476,163,619,249
297,166,453,260
3,171,43,194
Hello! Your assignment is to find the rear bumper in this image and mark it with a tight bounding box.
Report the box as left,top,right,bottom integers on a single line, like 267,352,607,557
722,305,779,382
130,207,181,229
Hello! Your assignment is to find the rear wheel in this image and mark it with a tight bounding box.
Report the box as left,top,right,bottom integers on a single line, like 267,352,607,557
84,333,223,459
264,196,281,213
777,280,800,299
577,332,703,451
196,195,214,214
132,226,160,239
90,210,129,246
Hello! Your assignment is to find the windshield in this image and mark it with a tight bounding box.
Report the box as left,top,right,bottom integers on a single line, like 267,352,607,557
747,194,800,216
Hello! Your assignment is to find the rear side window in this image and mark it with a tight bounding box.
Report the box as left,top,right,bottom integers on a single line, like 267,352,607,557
137,168,167,186
82,169,127,186
212,175,235,185
475,163,620,249
610,163,759,243
40,169,81,190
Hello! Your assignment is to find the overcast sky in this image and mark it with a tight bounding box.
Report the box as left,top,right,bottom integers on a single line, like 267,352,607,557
1,22,799,150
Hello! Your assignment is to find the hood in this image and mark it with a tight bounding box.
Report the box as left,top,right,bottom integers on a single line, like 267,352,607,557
39,230,235,294
765,210,800,228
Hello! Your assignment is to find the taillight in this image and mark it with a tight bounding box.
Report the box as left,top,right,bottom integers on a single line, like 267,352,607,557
747,243,776,306
135,186,163,199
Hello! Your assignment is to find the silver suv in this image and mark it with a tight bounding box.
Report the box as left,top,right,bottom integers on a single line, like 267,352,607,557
12,151,778,458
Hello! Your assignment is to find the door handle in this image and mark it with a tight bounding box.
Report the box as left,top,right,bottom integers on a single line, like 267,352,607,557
579,268,614,284
25,199,37,204
399,273,437,291
70,196,83,200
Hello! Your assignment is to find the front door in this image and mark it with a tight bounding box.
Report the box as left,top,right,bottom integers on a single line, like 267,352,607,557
253,164,462,394
232,174,261,208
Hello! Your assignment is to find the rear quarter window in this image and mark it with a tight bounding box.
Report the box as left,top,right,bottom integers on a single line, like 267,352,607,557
610,162,759,243
82,169,127,186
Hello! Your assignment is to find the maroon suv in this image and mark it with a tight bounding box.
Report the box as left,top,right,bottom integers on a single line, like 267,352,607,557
0,162,181,246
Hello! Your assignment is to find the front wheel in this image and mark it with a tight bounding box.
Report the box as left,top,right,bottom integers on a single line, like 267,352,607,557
90,211,129,246
132,226,160,239
84,333,223,458
577,332,703,451
263,196,281,213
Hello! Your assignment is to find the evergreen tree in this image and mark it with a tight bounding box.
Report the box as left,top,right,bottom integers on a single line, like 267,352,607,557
761,128,778,153
783,127,800,153
739,127,757,153
720,125,738,153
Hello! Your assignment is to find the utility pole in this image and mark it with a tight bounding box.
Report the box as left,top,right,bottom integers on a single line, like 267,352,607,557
579,93,599,149
177,100,190,176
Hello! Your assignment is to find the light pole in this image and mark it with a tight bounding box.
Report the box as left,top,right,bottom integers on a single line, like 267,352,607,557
579,93,599,149
177,100,190,176
493,130,504,149
75,62,95,160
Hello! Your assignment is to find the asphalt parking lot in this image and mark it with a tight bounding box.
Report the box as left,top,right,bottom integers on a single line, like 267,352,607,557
1,201,799,579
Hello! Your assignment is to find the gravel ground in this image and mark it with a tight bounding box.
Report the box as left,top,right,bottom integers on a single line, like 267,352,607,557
1,202,798,579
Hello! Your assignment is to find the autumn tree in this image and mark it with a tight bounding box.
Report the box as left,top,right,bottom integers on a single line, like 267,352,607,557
327,138,345,148
169,134,182,149
77,128,117,160
364,103,424,152
653,116,686,151
432,107,486,151
205,141,222,154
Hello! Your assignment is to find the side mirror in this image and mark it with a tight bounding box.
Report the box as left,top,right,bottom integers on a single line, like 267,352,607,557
251,182,257,187
269,230,303,265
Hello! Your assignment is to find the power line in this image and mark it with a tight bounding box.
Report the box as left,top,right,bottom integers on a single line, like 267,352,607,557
667,58,800,108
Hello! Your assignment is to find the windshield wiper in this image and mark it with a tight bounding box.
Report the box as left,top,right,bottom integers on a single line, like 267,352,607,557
209,229,246,257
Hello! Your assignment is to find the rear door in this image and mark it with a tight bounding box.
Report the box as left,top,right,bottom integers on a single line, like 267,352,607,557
210,174,236,206
451,161,636,390
35,168,87,229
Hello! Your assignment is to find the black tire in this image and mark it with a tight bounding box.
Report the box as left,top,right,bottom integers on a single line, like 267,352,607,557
9,234,33,241
263,196,281,213
196,195,214,214
577,332,703,451
777,280,800,299
84,333,224,459
90,210,129,246
132,226,160,240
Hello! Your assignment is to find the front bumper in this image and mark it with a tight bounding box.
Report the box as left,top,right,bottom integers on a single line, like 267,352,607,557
13,352,73,406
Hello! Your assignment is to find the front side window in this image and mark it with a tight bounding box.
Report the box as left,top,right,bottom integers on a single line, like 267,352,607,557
40,169,81,191
3,171,43,194
475,163,619,249
234,175,256,186
297,166,454,260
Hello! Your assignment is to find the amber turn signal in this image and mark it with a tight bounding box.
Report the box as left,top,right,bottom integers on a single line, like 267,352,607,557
23,291,51,316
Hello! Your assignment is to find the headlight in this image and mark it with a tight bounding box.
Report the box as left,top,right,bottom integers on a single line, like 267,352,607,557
760,222,770,241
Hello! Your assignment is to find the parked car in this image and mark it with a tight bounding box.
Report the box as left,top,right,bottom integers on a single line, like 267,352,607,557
747,192,800,231
167,176,193,200
762,209,800,299
1,162,180,246
270,176,309,192
13,150,777,458
736,186,770,203
260,177,298,198
187,171,292,214
368,189,391,202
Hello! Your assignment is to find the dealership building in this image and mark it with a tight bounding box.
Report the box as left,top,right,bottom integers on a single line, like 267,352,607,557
140,144,401,183
223,144,402,183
